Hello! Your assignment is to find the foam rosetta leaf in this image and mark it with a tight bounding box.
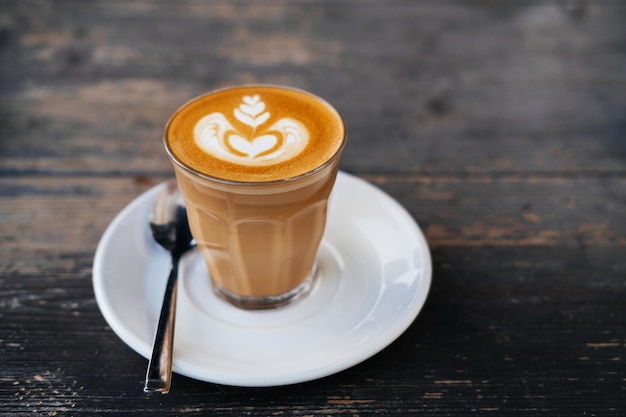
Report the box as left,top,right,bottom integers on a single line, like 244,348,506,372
234,95,270,128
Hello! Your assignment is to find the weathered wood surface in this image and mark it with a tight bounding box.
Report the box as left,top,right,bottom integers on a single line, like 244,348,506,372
1,1,625,416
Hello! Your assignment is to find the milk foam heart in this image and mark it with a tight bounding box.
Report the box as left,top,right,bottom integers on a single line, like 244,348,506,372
227,134,278,158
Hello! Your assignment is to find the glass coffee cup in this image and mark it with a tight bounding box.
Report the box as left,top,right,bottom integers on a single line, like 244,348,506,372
164,85,346,309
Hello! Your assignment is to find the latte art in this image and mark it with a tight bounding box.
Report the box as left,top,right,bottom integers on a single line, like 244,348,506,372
165,85,345,182
194,95,309,165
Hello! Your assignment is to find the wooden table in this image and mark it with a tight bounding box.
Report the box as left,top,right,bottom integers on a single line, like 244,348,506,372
2,1,625,415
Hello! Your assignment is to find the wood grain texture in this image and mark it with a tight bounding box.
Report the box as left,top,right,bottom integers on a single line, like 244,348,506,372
1,0,625,416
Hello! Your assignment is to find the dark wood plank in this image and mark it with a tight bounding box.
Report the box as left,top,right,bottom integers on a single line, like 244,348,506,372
2,245,624,416
2,174,625,256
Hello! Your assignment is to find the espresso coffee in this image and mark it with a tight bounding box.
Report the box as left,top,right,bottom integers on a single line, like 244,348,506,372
166,85,345,182
165,85,346,309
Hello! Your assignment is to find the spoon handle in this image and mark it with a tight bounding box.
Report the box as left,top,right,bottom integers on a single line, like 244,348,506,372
144,256,180,393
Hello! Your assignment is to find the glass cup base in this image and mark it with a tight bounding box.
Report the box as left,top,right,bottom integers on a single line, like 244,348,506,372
213,265,318,310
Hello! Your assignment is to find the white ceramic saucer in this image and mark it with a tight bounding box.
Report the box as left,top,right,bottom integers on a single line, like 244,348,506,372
93,171,432,387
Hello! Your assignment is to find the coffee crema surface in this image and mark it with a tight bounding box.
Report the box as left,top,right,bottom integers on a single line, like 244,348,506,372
166,86,345,182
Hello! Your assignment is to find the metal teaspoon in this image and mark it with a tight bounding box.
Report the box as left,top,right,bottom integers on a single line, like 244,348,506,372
144,180,196,393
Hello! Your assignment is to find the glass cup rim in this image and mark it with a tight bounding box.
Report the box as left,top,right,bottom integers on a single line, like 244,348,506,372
163,84,347,187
